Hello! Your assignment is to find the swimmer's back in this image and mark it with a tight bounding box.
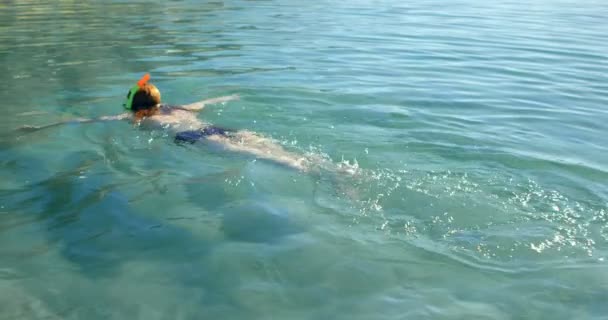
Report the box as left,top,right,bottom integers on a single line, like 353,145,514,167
141,104,206,132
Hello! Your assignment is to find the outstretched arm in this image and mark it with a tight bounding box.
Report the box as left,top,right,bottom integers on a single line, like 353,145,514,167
179,94,239,112
18,113,131,133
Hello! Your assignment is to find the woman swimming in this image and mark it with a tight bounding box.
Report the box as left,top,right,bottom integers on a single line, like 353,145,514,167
20,73,315,171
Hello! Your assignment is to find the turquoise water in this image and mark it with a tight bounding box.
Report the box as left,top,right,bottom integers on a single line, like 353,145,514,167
1,0,608,318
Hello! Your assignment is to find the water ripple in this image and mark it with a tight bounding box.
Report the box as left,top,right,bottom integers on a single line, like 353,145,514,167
1,0,608,318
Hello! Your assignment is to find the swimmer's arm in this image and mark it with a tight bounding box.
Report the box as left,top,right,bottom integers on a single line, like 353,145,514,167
18,113,131,133
179,94,239,112
96,113,132,121
67,113,132,124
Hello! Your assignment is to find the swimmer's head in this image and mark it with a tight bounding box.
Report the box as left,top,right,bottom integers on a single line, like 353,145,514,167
123,73,161,112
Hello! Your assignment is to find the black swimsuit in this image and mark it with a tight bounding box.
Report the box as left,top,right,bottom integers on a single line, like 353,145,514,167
174,126,231,144
162,104,232,143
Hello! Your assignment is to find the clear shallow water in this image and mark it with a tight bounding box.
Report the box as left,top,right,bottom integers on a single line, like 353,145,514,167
1,0,607,318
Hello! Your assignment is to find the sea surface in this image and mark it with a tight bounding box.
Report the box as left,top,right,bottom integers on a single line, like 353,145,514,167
1,0,607,319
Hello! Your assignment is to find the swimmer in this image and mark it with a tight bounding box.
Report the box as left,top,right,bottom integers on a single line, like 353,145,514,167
19,73,318,172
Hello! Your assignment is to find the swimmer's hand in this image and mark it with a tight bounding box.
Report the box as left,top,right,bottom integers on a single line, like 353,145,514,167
16,123,64,133
17,125,42,132
17,114,131,133
180,94,240,112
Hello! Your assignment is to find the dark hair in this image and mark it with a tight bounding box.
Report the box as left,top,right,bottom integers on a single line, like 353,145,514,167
131,84,161,112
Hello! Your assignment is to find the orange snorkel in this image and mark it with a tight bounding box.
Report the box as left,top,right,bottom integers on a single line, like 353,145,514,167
137,73,150,87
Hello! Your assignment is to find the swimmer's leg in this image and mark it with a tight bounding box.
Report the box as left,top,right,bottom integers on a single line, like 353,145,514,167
207,131,313,172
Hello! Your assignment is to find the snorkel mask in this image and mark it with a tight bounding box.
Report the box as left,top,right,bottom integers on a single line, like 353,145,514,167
123,73,150,110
